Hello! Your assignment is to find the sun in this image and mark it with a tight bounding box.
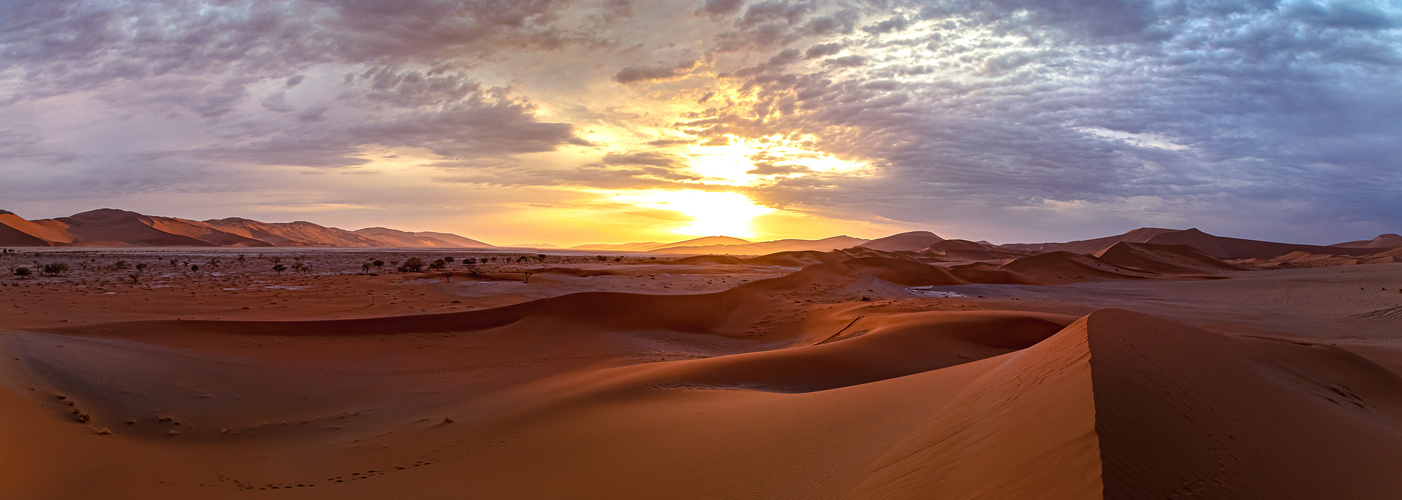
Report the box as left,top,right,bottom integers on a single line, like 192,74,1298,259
613,190,774,238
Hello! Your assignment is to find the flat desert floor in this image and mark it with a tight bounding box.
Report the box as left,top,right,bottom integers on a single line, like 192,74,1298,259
3,250,1402,499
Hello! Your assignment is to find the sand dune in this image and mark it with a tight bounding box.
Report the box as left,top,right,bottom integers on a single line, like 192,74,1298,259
947,251,1160,285
1094,241,1244,274
351,227,490,248
857,231,944,252
1143,228,1380,260
11,292,1399,498
574,236,750,252
0,209,491,248
4,240,1402,498
1089,310,1402,499
1000,227,1179,255
1001,227,1386,261
923,238,1031,261
0,211,64,246
649,235,869,255
203,217,384,247
1332,233,1402,249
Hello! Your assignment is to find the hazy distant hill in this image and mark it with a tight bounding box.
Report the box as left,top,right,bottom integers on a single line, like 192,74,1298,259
0,209,493,248
572,236,750,252
1331,234,1402,249
203,217,379,247
1142,228,1379,260
649,235,869,255
1005,227,1383,260
351,227,493,248
1000,228,1180,255
859,231,944,252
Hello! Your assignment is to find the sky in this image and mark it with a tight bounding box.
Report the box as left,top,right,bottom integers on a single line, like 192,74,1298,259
2,0,1400,246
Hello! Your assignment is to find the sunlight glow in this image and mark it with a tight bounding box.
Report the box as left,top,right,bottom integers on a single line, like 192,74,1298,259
685,134,870,186
612,190,774,238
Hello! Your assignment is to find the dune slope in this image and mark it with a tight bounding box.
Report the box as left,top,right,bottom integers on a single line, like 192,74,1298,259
6,260,1402,499
1088,309,1402,499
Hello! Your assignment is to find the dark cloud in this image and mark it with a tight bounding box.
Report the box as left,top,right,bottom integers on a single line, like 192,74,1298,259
804,42,843,58
357,66,487,108
612,60,699,83
646,138,697,146
747,162,810,175
862,15,910,35
0,127,80,164
695,0,745,18
824,55,866,67
1290,1,1402,30
133,87,585,168
599,151,681,167
434,161,701,189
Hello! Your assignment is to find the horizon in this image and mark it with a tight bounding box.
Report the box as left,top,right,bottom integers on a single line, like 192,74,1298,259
3,1,1400,247
3,206,1395,248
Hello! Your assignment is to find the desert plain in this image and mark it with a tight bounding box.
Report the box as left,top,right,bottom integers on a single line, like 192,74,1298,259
4,230,1402,499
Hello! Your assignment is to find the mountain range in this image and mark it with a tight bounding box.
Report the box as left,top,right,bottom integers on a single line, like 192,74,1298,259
0,209,493,248
3,209,1400,260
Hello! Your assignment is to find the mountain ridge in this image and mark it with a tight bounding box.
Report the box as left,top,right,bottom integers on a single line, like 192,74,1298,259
0,209,494,248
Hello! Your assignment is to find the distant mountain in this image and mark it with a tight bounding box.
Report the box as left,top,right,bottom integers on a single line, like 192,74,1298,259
1142,228,1378,260
1331,234,1402,249
412,231,494,248
859,231,944,252
1003,227,1385,260
924,239,1031,261
649,235,869,255
203,217,378,247
573,236,751,253
352,227,492,248
1094,242,1244,274
0,209,493,248
1000,228,1179,255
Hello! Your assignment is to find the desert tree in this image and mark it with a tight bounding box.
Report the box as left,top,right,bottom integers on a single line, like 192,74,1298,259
42,262,70,276
14,267,32,278
373,260,384,270
272,263,287,273
399,257,425,273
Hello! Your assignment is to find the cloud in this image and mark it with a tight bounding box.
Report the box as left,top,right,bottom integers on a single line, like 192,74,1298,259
134,86,585,168
599,151,681,167
862,15,910,35
3,0,1401,244
824,55,866,67
695,0,745,18
612,60,700,84
804,42,842,58
747,162,810,175
0,127,80,164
